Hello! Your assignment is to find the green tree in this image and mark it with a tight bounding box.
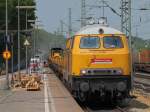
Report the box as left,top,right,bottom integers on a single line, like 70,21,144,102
0,0,36,69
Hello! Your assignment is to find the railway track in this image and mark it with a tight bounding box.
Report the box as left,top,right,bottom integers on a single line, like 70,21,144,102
134,81,150,93
81,101,129,112
134,72,150,94
114,106,129,112
83,106,129,112
135,72,150,79
71,72,149,112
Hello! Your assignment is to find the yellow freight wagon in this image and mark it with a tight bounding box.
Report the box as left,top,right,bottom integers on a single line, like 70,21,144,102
49,48,64,73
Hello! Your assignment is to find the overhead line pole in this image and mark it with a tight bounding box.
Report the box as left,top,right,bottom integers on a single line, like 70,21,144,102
35,24,38,55
11,33,14,86
34,21,43,56
25,10,28,74
102,0,105,17
121,0,133,89
81,0,86,27
121,0,124,32
26,10,28,32
60,20,64,35
28,20,38,57
121,0,130,35
128,0,133,89
128,0,132,46
68,8,72,37
34,23,36,57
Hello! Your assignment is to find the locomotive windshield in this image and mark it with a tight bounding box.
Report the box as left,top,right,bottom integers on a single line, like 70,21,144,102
80,37,100,49
103,36,123,48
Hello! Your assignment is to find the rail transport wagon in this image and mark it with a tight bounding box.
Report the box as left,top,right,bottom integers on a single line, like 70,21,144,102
134,49,150,72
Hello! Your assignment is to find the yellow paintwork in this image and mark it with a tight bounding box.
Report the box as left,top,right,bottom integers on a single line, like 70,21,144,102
49,34,131,80
63,34,131,78
49,50,64,73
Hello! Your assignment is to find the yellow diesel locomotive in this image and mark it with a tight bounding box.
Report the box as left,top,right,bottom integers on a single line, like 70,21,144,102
50,22,132,105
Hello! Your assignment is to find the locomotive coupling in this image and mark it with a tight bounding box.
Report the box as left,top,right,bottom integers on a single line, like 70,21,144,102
80,82,89,92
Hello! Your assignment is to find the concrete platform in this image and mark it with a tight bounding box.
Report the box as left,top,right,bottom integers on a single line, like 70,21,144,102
0,68,84,112
44,70,84,112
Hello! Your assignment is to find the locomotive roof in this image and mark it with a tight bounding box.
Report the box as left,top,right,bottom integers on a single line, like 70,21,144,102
75,24,124,35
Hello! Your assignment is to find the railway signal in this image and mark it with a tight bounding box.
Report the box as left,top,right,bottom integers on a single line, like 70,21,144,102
2,50,11,60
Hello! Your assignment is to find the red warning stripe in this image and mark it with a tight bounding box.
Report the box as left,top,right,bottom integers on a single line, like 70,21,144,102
91,58,112,64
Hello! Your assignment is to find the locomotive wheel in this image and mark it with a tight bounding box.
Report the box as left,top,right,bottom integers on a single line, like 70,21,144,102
78,92,87,102
104,92,114,105
62,78,67,85
117,98,130,107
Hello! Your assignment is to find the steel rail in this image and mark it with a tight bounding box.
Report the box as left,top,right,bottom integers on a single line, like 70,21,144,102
83,106,129,112
135,72,150,79
115,106,129,112
134,81,150,93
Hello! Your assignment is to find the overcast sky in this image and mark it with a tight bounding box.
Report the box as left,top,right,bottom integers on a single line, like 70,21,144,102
36,0,150,39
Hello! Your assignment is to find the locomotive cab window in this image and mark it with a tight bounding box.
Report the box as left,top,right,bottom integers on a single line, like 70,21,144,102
66,37,74,49
80,37,100,49
103,36,123,48
66,39,71,49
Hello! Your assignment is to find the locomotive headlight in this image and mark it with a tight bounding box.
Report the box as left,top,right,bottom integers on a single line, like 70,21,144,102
117,69,122,74
115,69,123,75
81,70,87,75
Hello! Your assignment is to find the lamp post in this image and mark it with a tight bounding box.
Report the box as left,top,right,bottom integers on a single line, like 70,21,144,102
17,0,21,81
28,19,42,57
16,5,35,80
16,6,36,32
5,0,9,89
35,23,44,56
28,20,36,57
11,33,14,86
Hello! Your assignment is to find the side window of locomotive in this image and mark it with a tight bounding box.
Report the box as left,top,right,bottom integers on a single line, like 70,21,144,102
70,37,74,49
66,37,74,49
66,39,71,49
80,37,100,49
103,36,123,48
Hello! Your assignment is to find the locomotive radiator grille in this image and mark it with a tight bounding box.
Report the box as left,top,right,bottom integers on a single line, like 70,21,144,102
84,69,122,75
